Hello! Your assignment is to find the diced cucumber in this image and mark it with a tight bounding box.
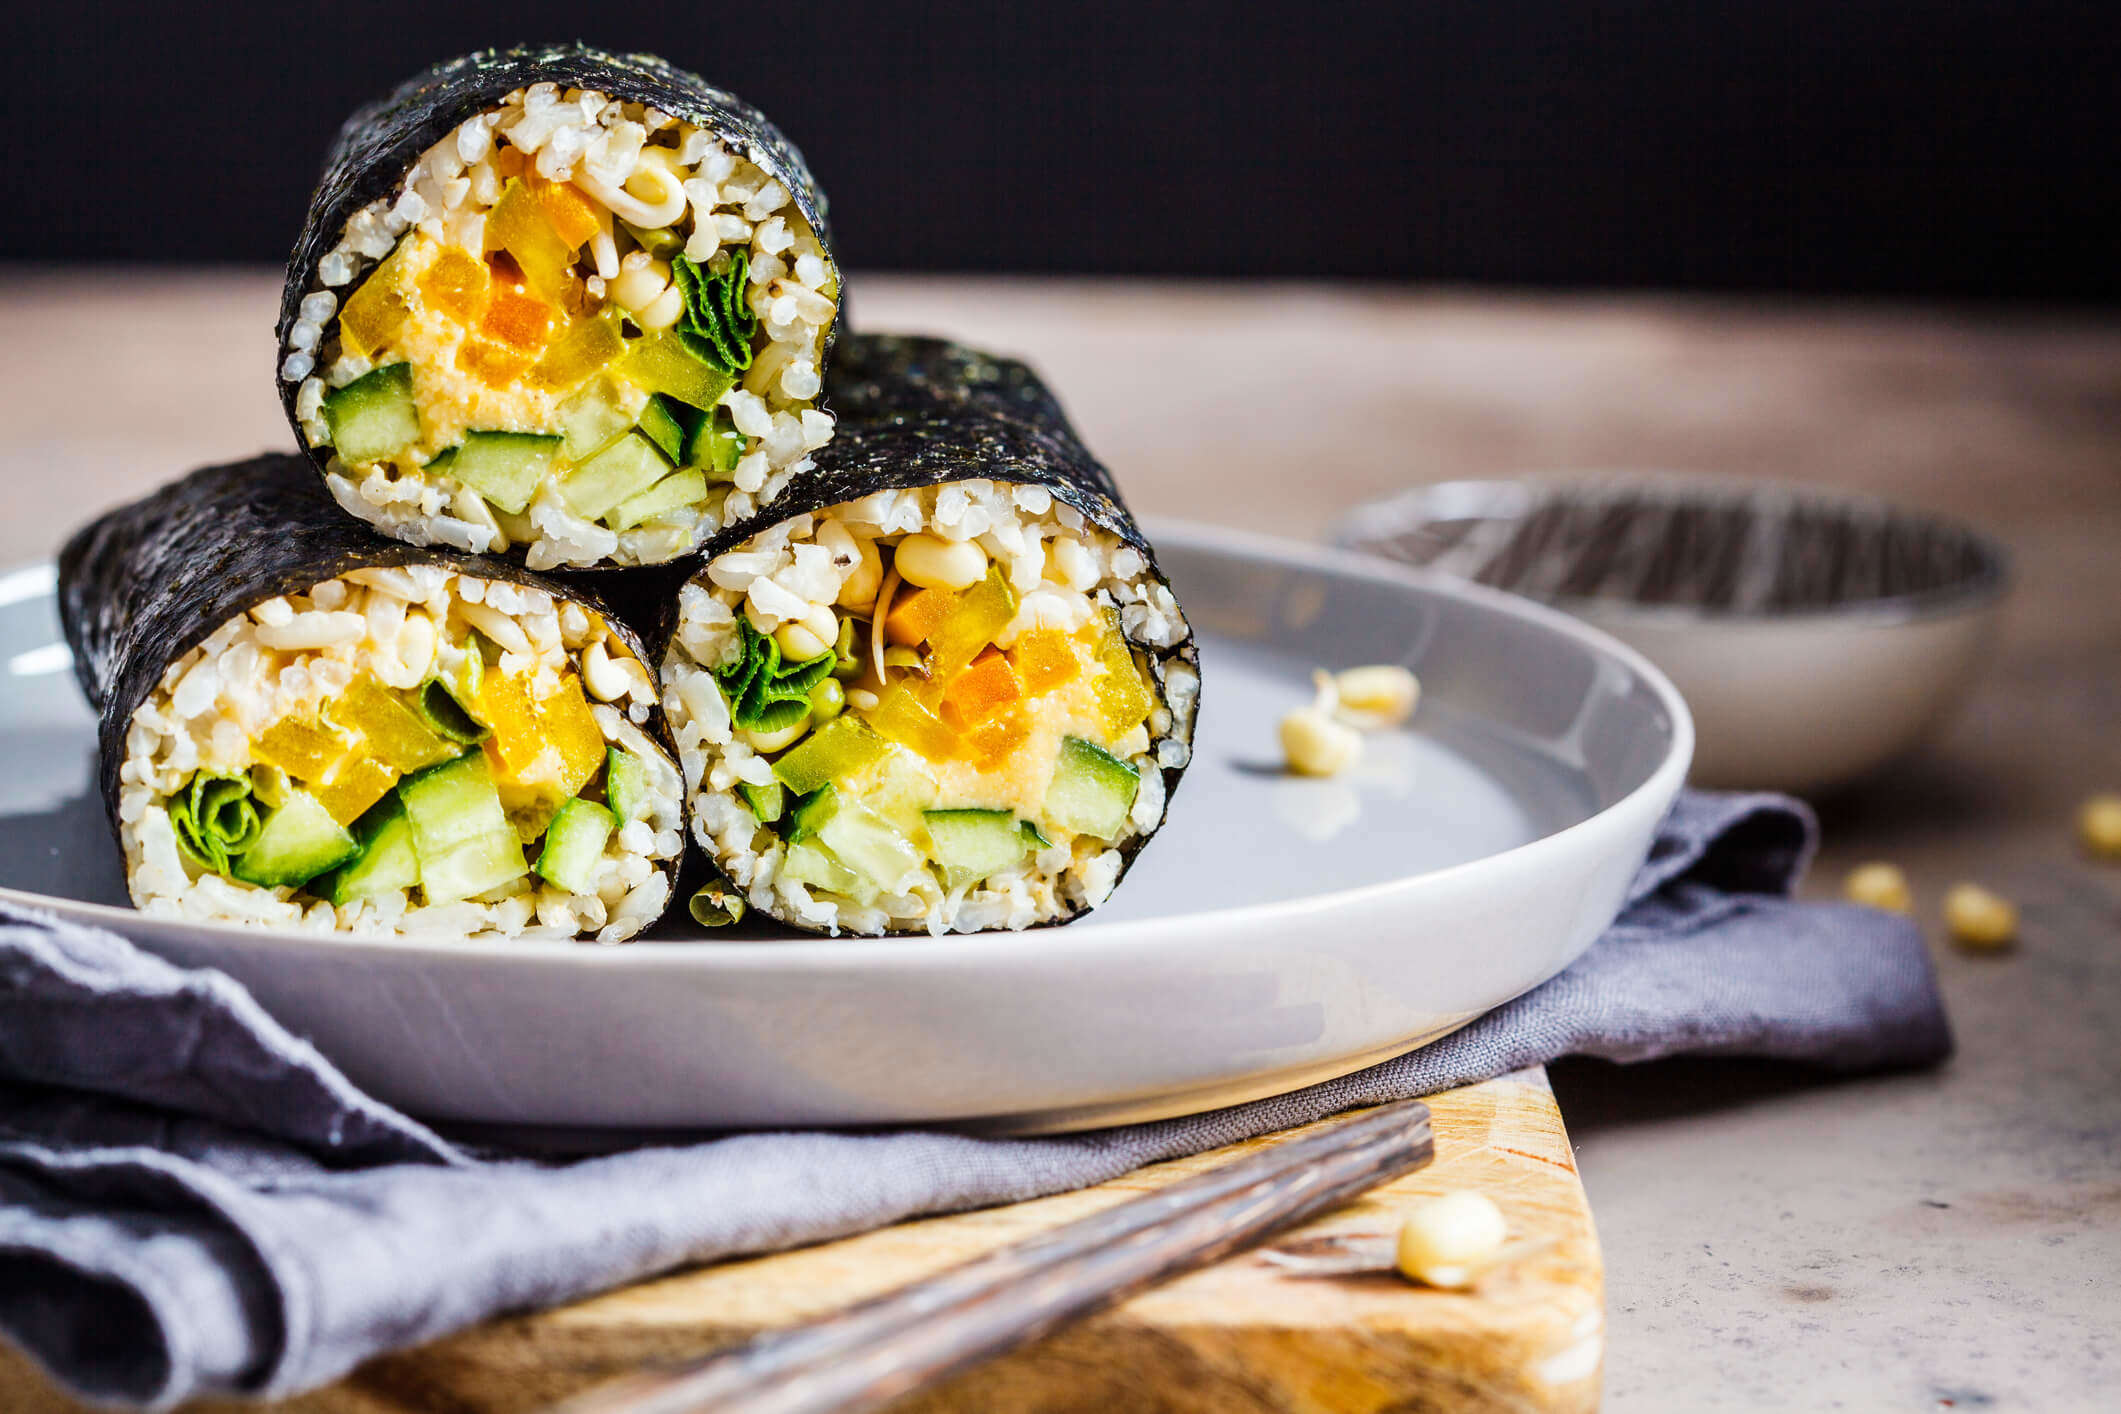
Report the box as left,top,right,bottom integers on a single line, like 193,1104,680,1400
558,378,635,462
682,408,746,476
739,780,785,823
636,394,687,463
607,469,708,531
923,808,1034,890
534,797,616,895
425,446,458,477
560,431,672,520
1042,736,1140,841
320,797,421,905
449,430,562,515
398,752,526,904
605,746,650,822
323,362,420,464
230,789,359,888
781,838,871,902
818,803,921,893
1021,820,1054,850
787,783,839,844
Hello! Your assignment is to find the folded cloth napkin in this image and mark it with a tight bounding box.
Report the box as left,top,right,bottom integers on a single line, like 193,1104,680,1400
0,790,1949,1409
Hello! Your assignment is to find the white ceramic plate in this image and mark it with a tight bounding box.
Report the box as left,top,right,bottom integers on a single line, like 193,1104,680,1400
0,523,1690,1134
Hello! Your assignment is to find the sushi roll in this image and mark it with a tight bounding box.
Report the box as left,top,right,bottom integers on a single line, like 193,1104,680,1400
58,455,687,941
277,45,839,572
659,335,1201,935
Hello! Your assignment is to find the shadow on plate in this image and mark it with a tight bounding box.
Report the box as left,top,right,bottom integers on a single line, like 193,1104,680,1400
0,752,127,907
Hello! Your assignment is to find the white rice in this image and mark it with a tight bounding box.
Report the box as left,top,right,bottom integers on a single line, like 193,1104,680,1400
120,566,685,942
285,84,838,569
660,479,1198,936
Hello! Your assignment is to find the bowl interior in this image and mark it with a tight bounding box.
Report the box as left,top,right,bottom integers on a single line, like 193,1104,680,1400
1336,476,2008,621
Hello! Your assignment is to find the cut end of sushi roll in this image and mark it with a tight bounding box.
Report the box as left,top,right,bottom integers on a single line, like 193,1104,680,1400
284,61,839,570
118,566,685,940
661,478,1199,936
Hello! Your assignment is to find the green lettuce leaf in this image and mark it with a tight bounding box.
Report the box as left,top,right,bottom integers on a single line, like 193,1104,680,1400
671,251,758,374
169,772,264,877
715,617,836,734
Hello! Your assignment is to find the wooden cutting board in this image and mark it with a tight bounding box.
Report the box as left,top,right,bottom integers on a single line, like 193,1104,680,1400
2,1067,1602,1413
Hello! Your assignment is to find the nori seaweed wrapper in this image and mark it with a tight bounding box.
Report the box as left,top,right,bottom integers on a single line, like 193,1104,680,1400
57,453,682,931
275,43,836,495
675,332,1200,931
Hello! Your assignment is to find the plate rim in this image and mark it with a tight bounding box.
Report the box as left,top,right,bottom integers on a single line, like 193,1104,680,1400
0,518,1694,966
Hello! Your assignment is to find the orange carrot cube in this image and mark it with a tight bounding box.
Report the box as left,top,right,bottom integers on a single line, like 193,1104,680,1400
941,648,1022,728
479,278,553,352
884,586,953,647
529,174,603,250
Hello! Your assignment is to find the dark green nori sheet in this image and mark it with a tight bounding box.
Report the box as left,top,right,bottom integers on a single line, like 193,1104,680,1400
678,332,1200,934
275,44,836,514
57,453,683,932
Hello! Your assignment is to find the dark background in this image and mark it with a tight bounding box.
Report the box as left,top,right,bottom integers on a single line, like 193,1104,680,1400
8,1,2117,300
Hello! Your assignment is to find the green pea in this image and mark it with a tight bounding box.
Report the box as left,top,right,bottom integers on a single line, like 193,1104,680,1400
809,676,846,721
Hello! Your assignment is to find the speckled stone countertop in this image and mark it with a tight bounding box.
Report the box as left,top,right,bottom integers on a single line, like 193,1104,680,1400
3,272,2116,1408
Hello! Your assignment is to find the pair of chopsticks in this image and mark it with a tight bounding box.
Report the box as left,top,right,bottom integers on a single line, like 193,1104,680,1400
550,1098,1433,1414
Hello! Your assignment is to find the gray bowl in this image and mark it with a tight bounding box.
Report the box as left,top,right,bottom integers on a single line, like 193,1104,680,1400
1335,474,2011,793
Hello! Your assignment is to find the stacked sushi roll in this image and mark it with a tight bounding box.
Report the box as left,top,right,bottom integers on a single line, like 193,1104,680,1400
278,47,839,571
59,45,1197,941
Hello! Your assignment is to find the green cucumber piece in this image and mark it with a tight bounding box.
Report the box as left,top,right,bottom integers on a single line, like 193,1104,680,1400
1042,736,1141,841
739,780,785,824
817,804,921,893
534,797,616,895
425,446,458,477
558,378,635,462
320,797,421,904
781,838,871,902
682,407,746,476
397,752,527,903
560,431,672,520
607,469,708,531
449,430,562,515
786,783,839,844
323,362,420,464
689,879,746,927
923,808,1035,890
605,747,650,822
230,790,359,889
637,395,687,463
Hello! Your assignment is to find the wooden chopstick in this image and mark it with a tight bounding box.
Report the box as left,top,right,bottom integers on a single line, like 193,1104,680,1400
548,1098,1433,1414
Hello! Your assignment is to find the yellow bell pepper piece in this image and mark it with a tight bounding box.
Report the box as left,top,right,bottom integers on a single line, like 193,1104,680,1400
930,567,1017,680
417,246,490,324
1087,608,1155,739
475,670,604,802
312,754,398,826
485,178,576,305
867,681,959,763
529,312,626,393
329,677,456,775
251,715,348,782
337,237,420,361
1010,629,1082,694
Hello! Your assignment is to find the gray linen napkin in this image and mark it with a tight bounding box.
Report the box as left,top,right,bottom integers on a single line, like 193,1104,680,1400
0,789,1948,1409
